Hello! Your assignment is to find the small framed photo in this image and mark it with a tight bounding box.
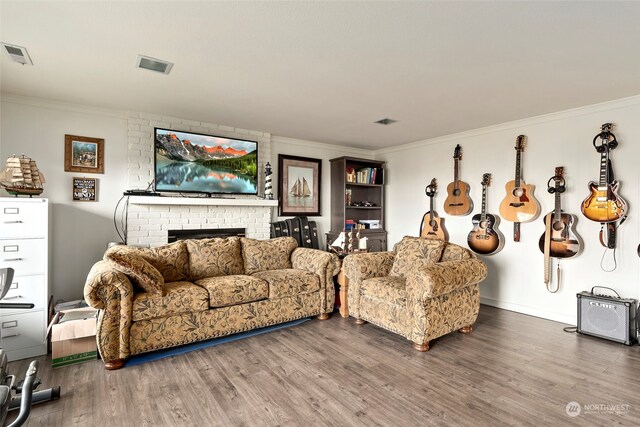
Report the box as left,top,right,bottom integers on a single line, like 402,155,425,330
72,177,97,202
278,154,321,216
65,134,104,174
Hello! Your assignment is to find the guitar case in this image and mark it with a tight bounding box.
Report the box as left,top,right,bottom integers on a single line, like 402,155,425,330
270,221,283,238
309,221,319,249
280,221,291,238
286,218,302,246
298,216,313,248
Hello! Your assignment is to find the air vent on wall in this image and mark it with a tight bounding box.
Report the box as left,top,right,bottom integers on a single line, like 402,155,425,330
136,55,173,74
1,43,33,65
374,118,397,125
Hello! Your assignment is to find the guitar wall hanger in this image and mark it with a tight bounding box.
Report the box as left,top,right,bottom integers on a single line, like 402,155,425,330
546,176,566,194
592,123,618,153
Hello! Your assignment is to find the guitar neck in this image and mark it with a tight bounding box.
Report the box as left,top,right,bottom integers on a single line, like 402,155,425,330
430,195,435,220
599,150,609,186
453,158,459,189
514,148,522,187
480,185,487,221
554,187,562,223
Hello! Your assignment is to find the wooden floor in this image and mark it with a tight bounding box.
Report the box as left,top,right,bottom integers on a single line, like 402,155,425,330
7,305,640,426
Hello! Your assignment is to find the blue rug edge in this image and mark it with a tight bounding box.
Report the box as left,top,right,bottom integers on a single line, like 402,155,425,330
125,317,310,367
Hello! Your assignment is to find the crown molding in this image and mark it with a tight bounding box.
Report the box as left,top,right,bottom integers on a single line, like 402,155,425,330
1,93,128,119
374,94,640,155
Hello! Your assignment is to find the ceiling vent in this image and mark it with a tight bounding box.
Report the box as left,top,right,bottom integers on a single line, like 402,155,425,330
1,43,33,65
374,118,397,125
136,55,173,75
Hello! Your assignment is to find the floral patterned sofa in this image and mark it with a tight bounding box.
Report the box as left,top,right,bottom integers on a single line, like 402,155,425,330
343,236,487,352
84,236,340,369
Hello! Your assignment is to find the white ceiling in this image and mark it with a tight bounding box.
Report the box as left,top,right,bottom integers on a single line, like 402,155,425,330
1,1,639,150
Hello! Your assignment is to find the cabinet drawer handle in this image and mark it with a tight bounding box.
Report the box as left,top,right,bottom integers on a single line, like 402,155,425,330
2,333,20,338
2,320,18,329
2,258,23,262
3,208,19,214
3,295,22,300
3,220,23,224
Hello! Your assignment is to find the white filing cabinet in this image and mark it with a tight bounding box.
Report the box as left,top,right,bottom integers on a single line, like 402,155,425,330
0,197,49,361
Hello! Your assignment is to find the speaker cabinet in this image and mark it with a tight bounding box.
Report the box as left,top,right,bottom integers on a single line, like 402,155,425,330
577,292,637,345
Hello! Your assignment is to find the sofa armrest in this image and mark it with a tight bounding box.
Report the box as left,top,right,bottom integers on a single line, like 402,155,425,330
291,248,340,313
83,260,135,363
405,258,488,300
342,251,396,318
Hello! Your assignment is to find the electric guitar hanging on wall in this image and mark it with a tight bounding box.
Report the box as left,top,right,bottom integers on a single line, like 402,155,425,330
468,173,502,255
538,167,582,258
443,144,473,216
499,135,540,242
420,178,448,241
580,124,627,224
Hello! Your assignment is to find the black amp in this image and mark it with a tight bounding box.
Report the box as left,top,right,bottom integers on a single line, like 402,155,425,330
577,287,637,345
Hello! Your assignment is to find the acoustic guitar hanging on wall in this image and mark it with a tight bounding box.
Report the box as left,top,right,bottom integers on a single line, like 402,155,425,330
468,173,503,255
539,167,582,292
443,144,473,216
420,178,448,241
499,135,540,242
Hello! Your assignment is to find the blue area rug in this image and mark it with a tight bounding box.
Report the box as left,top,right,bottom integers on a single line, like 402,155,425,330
125,318,310,367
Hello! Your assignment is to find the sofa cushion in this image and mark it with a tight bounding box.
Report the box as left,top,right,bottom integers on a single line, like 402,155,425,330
195,275,268,308
132,281,209,322
251,269,320,299
105,241,190,283
360,276,407,305
390,236,445,278
104,247,165,295
241,237,297,275
186,237,244,280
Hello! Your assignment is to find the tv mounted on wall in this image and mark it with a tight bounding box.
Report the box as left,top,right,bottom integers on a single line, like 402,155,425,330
153,128,258,195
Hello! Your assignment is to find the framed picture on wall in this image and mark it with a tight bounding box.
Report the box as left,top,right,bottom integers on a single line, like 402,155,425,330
278,154,321,216
72,177,97,201
64,134,104,174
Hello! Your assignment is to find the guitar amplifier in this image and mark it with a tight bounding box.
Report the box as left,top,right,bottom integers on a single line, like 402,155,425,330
577,290,637,345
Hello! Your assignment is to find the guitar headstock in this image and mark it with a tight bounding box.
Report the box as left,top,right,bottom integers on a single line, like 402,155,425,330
515,135,527,151
425,178,437,197
555,166,564,177
481,173,491,187
453,144,462,160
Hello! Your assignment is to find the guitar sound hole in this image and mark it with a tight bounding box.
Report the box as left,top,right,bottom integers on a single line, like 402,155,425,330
512,187,524,197
479,220,489,229
552,222,564,232
453,189,460,196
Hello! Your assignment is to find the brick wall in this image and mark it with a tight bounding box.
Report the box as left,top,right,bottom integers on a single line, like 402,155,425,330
125,112,274,246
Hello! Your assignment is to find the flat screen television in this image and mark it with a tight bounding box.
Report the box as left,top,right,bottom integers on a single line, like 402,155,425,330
153,128,258,195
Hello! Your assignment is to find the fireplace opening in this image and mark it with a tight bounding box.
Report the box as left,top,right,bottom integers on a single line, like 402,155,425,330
168,228,246,243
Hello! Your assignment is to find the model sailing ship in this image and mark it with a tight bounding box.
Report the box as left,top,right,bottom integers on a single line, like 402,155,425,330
0,155,45,196
290,177,311,197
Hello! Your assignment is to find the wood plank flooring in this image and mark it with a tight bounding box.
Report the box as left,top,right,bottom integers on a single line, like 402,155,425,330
6,305,640,426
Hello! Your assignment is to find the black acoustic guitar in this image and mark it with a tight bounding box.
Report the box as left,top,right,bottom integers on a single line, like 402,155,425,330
468,173,502,255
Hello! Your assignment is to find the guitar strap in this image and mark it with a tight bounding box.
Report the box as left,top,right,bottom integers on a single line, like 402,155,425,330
543,214,552,286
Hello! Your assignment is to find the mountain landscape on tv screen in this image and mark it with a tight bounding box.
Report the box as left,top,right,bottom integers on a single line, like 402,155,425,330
155,131,258,194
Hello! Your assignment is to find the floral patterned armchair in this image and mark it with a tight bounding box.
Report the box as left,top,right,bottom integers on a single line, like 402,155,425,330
342,237,487,351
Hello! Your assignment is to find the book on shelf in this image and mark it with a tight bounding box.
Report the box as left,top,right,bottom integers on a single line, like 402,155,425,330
354,167,382,184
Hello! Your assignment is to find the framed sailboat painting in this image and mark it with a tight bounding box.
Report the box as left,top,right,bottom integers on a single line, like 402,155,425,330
278,154,321,216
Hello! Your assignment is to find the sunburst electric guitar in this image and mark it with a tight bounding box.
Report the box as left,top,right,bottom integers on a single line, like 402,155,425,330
499,135,540,241
444,144,473,216
468,173,502,255
420,178,448,241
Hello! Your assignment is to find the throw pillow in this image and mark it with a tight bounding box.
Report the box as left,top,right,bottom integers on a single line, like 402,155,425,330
137,240,190,282
241,237,298,275
186,237,244,280
104,246,165,295
390,236,445,278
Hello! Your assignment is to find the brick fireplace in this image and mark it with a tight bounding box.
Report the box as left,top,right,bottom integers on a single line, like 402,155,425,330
126,196,277,247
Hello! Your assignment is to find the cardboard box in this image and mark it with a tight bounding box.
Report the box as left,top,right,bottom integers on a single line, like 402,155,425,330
51,308,97,368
